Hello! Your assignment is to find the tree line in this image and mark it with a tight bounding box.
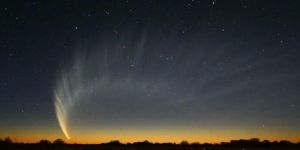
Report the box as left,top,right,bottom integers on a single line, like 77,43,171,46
1,137,300,148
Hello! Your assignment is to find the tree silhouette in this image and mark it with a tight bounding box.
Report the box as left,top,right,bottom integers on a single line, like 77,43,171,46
107,140,122,146
132,140,152,146
180,140,189,146
249,138,260,147
39,139,51,144
262,140,271,147
53,138,65,145
279,140,293,146
3,137,12,144
0,137,299,150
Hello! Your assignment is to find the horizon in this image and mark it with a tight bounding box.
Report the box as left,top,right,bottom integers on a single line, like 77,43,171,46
1,136,300,145
2,125,300,144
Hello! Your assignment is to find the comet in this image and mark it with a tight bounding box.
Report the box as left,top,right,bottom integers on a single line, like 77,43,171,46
54,92,70,139
54,60,84,140
54,74,73,140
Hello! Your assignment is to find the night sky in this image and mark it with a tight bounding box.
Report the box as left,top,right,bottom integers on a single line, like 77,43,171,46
1,0,300,143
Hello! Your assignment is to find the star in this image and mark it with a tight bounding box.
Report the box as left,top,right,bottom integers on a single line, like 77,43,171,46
104,9,110,15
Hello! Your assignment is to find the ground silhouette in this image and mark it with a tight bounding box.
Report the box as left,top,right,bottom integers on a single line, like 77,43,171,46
0,137,299,150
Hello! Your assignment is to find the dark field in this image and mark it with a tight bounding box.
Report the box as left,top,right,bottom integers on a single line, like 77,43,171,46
1,144,300,150
1,139,300,150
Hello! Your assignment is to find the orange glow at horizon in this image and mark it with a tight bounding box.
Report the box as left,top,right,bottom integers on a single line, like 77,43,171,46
1,127,300,144
3,135,300,144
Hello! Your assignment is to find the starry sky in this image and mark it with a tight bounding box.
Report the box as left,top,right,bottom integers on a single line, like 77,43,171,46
1,0,300,144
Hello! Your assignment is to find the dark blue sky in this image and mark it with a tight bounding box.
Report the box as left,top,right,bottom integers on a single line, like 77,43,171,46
0,0,300,143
